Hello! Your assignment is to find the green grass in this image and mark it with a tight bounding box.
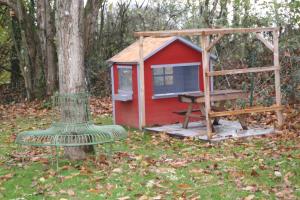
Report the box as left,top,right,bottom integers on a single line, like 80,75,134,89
0,114,299,200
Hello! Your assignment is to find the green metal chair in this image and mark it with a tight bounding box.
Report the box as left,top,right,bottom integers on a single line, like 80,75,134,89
15,92,127,166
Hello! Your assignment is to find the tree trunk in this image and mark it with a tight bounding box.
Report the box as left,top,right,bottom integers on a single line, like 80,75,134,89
10,15,22,89
1,0,46,100
15,0,45,99
84,0,103,58
56,0,94,160
37,0,58,96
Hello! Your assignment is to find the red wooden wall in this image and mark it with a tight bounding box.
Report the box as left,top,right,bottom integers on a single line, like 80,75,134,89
113,64,139,128
144,40,204,126
113,39,204,128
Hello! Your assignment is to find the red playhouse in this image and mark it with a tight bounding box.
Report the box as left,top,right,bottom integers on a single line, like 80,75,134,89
108,36,216,129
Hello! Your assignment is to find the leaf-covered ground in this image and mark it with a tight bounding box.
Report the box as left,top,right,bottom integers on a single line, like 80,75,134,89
0,101,299,200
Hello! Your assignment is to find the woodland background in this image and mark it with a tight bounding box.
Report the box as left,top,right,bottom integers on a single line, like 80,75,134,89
0,1,299,199
0,0,299,104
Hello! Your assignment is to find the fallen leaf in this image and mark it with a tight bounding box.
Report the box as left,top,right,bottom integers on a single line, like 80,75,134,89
152,195,162,200
177,183,191,189
118,196,130,200
274,171,282,177
105,183,115,190
67,189,75,196
170,160,188,168
251,169,259,177
244,194,255,200
153,167,175,174
39,177,46,183
146,180,155,188
284,172,293,185
189,168,204,174
0,173,14,181
88,188,101,193
112,168,123,173
242,185,257,192
138,195,149,200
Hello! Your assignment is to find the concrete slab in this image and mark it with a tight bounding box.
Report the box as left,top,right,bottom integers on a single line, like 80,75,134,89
145,119,275,141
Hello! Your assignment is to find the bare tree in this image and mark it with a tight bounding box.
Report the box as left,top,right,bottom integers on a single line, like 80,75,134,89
0,0,46,99
37,0,58,95
84,0,104,58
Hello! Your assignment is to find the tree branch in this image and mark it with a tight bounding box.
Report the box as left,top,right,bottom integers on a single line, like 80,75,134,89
0,0,17,12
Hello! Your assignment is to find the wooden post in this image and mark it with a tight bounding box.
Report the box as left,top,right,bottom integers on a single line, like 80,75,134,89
201,35,213,139
273,30,284,126
138,36,146,129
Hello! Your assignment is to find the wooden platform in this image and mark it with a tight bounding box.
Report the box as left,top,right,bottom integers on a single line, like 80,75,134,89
145,120,275,141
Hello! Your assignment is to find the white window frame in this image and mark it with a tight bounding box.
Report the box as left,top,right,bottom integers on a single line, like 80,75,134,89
114,65,133,101
117,65,133,94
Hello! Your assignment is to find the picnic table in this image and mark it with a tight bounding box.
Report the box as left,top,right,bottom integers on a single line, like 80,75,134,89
177,90,248,130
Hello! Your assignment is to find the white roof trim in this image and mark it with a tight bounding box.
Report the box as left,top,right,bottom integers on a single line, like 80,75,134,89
108,36,217,64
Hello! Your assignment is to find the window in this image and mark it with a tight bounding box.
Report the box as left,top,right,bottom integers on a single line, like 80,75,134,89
115,66,132,101
152,64,199,96
153,67,174,86
118,66,132,93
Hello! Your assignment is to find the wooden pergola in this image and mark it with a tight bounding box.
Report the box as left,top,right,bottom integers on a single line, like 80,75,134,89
134,27,283,139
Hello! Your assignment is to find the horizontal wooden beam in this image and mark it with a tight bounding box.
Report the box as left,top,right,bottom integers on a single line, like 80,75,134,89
134,27,279,37
206,34,224,51
209,105,283,117
187,113,205,118
179,90,248,103
256,33,274,52
206,66,278,76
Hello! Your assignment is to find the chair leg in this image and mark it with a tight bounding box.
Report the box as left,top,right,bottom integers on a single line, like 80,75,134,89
17,144,25,163
213,118,220,125
104,143,113,158
183,103,193,129
55,146,59,171
94,144,99,162
238,114,248,130
50,146,55,166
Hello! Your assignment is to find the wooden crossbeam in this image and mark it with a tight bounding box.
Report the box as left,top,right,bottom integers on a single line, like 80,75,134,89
179,90,248,103
206,66,277,76
256,33,274,52
206,34,224,51
209,105,283,117
134,27,279,37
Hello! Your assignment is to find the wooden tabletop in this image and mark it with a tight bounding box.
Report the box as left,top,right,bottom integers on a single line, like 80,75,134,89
178,90,248,103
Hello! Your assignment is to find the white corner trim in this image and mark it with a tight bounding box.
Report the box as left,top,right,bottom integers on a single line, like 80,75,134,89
117,65,133,69
137,64,143,130
152,91,201,99
111,66,116,124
